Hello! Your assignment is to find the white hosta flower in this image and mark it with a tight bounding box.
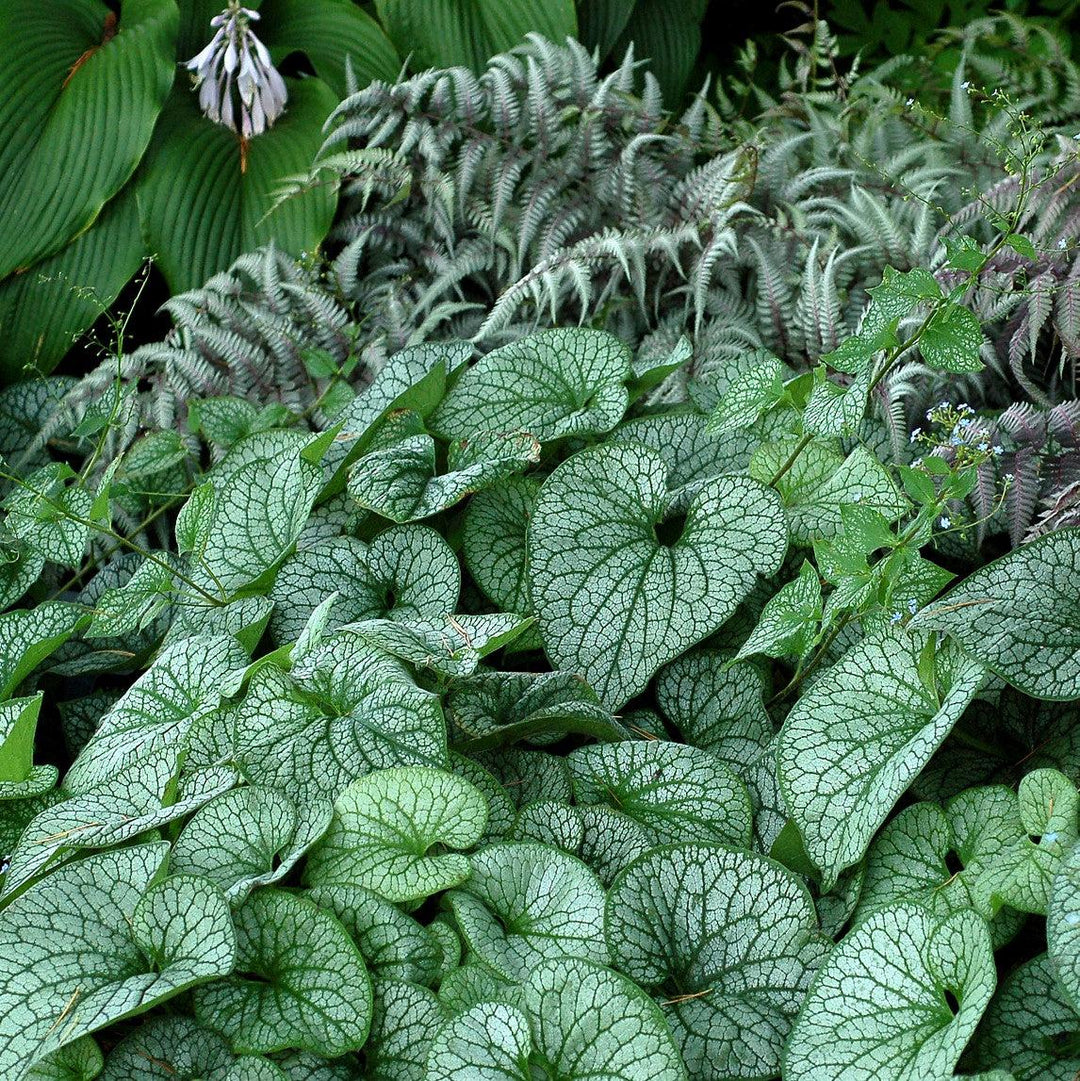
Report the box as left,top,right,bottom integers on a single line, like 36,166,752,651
185,2,287,137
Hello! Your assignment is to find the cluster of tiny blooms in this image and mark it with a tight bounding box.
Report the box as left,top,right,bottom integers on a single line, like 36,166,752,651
908,401,1003,471
184,1,287,136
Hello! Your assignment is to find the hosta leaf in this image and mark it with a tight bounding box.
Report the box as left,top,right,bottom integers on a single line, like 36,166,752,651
233,648,446,809
260,0,399,97
192,432,326,597
307,883,444,985
64,635,248,792
431,328,633,442
0,0,176,279
446,842,608,981
462,477,538,613
101,1016,235,1079
2,748,234,899
303,766,488,902
913,529,1080,700
374,0,577,72
0,845,235,1076
365,979,445,1081
568,741,752,847
348,429,540,523
170,785,332,903
270,526,460,645
136,78,337,293
194,889,370,1056
971,954,1080,1081
606,843,825,1081
654,651,774,772
784,903,995,1081
530,442,786,708
777,634,985,885
0,182,145,379
1049,840,1080,1013
427,957,687,1081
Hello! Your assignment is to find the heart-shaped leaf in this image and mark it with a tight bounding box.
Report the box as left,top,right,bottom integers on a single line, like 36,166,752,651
136,77,337,293
784,903,995,1081
568,741,752,847
101,1016,236,1080
365,978,445,1081
170,785,332,903
0,0,176,278
431,328,632,442
461,477,538,613
606,843,826,1081
304,766,488,902
777,634,985,885
0,845,235,1075
447,841,609,981
193,888,371,1057
530,442,787,708
427,957,687,1081
913,528,1080,701
1049,840,1080,1014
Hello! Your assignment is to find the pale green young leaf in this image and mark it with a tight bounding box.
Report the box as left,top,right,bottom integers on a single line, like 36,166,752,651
801,366,871,437
170,785,332,904
0,845,234,1076
426,957,687,1081
568,741,752,847
912,529,1080,700
751,442,908,544
348,429,539,523
101,1016,235,1080
0,692,41,784
0,602,88,699
193,889,371,1057
784,904,995,1081
530,442,786,708
705,354,783,434
175,482,213,557
971,954,1080,1080
777,634,986,885
307,883,444,986
447,841,608,981
4,465,92,569
654,650,774,772
64,635,248,792
365,979,445,1081
272,526,460,647
462,477,538,613
431,327,633,442
920,303,984,373
303,766,487,902
863,266,942,335
606,843,825,1081
737,560,822,661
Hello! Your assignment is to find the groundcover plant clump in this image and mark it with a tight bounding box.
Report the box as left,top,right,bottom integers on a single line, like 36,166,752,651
2,267,1080,1078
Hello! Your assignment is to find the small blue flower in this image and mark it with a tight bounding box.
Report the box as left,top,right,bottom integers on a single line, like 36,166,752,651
909,428,922,442
993,445,1003,455
890,612,903,624
907,598,918,614
939,516,951,528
